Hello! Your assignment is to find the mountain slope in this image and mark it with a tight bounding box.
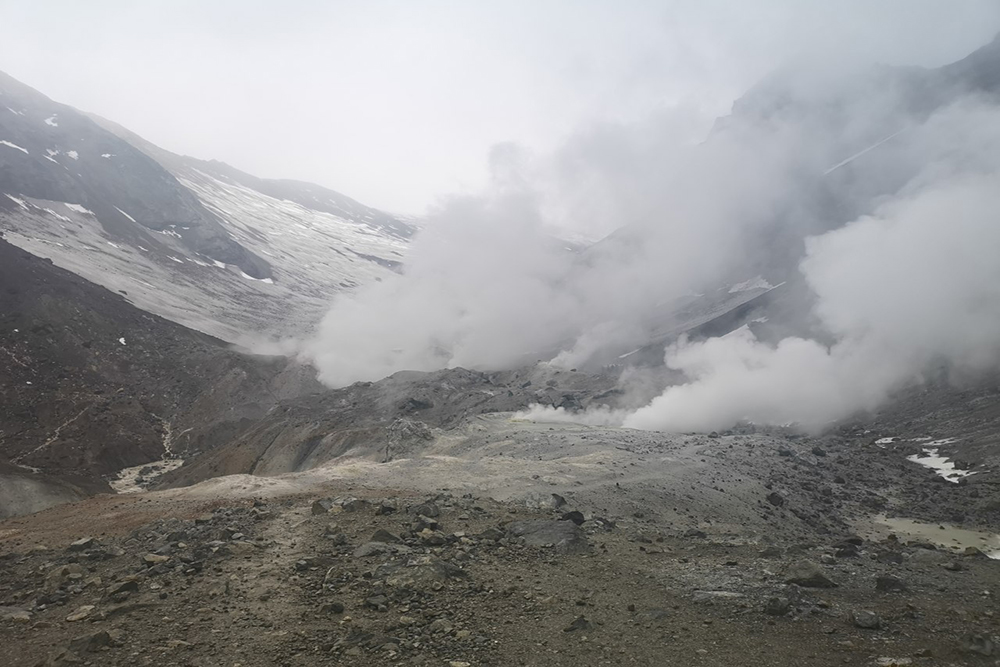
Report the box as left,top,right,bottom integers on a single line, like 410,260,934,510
0,72,413,342
0,234,319,518
0,71,271,279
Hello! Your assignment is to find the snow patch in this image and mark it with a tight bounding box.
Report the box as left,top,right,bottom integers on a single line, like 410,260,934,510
42,208,72,223
64,203,94,215
4,194,29,210
907,443,976,483
101,153,114,159
239,270,274,284
0,140,29,154
65,150,79,160
728,276,774,293
114,206,136,223
44,116,58,127
118,337,126,345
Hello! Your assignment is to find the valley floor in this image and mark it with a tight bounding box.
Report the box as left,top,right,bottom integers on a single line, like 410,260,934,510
2,412,999,666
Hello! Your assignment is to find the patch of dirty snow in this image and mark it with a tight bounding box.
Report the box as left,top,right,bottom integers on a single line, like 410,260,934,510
728,276,774,293
64,203,94,215
875,437,897,445
239,270,274,284
42,208,72,223
0,140,29,154
114,206,136,223
4,194,29,210
906,446,976,483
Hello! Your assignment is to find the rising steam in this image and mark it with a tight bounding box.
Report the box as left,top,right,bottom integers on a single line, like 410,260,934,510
305,42,1000,433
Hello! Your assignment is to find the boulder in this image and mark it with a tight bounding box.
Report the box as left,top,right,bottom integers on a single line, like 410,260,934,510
783,560,837,588
507,520,588,554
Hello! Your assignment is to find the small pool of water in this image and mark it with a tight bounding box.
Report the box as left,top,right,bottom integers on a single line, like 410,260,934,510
871,515,1000,559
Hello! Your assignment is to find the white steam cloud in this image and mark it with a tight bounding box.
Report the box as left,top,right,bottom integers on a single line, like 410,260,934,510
305,43,1000,433
623,169,1000,431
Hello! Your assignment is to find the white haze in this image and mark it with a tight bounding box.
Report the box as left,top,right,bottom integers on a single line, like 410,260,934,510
303,35,1000,433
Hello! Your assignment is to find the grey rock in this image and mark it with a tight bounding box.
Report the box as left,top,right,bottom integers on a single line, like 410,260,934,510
67,537,96,552
507,520,589,554
0,606,32,623
875,576,907,592
371,529,401,544
69,629,122,653
320,601,345,614
961,633,996,656
784,560,837,588
764,597,791,616
411,502,440,518
851,610,880,629
564,615,592,632
353,542,410,558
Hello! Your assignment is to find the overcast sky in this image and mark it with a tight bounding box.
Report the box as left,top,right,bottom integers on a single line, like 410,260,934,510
1,1,998,214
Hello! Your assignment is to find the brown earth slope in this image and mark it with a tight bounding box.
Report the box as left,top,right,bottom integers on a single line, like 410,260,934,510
0,234,319,517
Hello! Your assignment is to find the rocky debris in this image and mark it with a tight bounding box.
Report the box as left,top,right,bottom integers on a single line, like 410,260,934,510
68,629,123,653
851,610,881,629
961,633,996,656
875,575,907,592
320,601,346,615
524,493,567,511
783,560,838,588
64,605,95,622
507,520,589,554
312,498,336,515
0,606,32,623
66,537,96,552
764,597,791,616
370,529,402,544
3,393,1000,667
353,541,411,558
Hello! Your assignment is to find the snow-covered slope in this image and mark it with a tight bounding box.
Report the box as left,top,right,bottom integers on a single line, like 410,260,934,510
0,71,413,342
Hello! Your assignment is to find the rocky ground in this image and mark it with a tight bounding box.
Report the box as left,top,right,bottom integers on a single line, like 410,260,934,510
2,404,1000,667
